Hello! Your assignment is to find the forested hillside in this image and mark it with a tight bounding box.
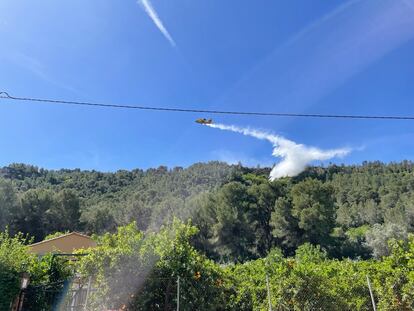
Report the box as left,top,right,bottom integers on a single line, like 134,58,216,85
0,162,236,241
1,161,414,261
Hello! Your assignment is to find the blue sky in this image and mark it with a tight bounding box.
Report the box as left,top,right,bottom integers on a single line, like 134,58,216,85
1,0,414,171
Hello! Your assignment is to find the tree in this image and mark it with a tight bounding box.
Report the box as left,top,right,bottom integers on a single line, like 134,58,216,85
271,179,336,253
114,195,152,231
365,223,408,258
81,202,117,234
247,182,280,257
0,231,34,310
271,197,301,254
5,160,414,260
47,189,81,232
291,179,336,246
76,220,228,311
197,182,256,262
12,189,55,241
0,179,18,231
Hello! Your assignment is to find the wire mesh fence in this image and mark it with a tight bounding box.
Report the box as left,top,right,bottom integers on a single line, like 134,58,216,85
15,273,389,311
18,276,92,311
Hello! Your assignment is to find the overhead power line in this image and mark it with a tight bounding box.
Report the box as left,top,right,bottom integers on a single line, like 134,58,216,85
1,91,414,121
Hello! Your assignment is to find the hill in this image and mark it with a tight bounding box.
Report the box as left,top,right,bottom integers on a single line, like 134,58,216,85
1,161,414,261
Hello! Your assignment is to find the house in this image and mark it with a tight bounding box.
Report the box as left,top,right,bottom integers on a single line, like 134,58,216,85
29,232,97,255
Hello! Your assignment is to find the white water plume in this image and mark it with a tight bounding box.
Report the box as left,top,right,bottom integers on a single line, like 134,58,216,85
207,123,351,180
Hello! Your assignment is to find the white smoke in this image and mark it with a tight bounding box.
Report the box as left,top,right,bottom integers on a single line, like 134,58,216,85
207,123,350,180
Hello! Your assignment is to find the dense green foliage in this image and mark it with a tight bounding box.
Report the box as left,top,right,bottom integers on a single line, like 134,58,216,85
2,220,414,310
0,231,33,310
226,238,414,311
0,231,71,311
3,161,414,309
76,220,228,310
74,222,414,310
0,162,235,241
192,161,414,261
2,161,414,260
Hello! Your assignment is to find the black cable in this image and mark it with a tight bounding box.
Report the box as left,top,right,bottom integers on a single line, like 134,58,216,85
1,91,414,120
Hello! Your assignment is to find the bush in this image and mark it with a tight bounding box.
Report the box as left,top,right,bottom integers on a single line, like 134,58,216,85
0,230,73,311
75,220,230,310
0,231,35,310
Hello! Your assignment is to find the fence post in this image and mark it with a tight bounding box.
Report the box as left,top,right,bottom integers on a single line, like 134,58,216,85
83,276,92,310
176,276,180,311
266,274,273,311
366,275,376,311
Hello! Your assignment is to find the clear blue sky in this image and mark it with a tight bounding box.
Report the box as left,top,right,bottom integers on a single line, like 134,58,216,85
1,0,414,171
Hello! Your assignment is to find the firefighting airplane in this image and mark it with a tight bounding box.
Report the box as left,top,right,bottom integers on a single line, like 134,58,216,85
195,118,213,125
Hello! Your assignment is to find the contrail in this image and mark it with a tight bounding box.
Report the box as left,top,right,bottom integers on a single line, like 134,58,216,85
207,123,350,180
138,0,176,47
